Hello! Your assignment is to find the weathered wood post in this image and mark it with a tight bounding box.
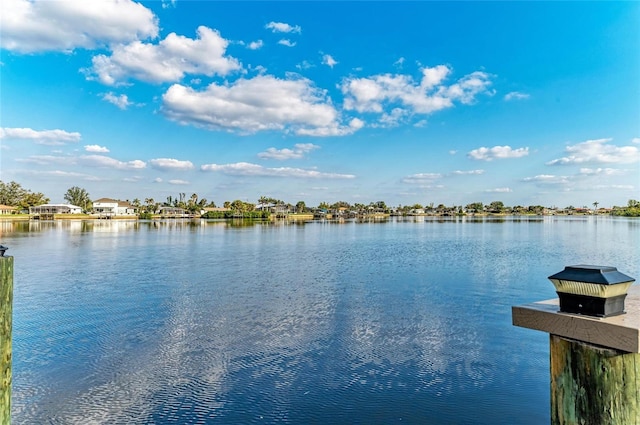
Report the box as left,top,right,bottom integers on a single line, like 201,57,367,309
513,265,638,425
0,246,11,425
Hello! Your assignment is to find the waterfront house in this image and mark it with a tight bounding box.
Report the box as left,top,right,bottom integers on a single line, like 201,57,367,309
157,206,188,218
29,203,82,219
0,205,15,215
92,198,137,218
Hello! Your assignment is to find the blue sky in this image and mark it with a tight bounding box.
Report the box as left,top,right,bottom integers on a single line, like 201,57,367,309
1,1,638,208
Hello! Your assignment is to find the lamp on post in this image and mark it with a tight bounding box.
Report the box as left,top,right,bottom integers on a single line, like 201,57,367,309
548,264,635,317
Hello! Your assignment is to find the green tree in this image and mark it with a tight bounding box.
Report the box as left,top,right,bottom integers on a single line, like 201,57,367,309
488,201,504,213
17,191,49,210
0,181,26,206
0,181,49,210
465,202,484,212
64,186,92,212
296,201,306,213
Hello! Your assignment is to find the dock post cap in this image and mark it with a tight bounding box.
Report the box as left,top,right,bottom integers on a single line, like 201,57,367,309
548,265,635,317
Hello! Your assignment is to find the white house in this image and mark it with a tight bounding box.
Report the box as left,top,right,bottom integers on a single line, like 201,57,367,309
29,204,83,215
92,198,136,217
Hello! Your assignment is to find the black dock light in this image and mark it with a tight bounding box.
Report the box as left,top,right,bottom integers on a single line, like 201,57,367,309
0,245,7,257
548,265,635,317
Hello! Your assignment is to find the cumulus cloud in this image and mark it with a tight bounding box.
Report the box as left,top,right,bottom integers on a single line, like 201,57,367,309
79,155,146,170
632,138,640,144
467,145,529,161
0,127,81,144
149,158,194,171
102,92,133,109
265,22,301,34
504,91,530,101
85,144,110,153
89,26,241,85
201,162,355,179
258,143,320,160
168,179,189,185
161,75,361,136
546,138,640,165
1,0,158,53
278,39,296,47
322,54,338,68
247,40,263,50
341,65,492,117
485,187,512,193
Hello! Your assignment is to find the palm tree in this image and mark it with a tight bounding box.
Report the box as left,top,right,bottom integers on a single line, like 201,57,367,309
593,201,599,212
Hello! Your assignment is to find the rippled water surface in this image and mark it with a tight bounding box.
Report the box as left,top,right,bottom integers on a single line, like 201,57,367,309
3,216,639,424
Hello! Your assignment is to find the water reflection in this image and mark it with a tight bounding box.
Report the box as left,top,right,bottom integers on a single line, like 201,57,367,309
6,216,639,424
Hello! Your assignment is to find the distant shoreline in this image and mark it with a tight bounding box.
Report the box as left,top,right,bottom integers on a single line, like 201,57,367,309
0,211,622,222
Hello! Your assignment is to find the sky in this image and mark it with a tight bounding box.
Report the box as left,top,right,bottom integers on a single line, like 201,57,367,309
0,1,639,208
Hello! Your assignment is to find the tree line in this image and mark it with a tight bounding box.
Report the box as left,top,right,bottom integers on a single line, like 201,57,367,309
1,180,639,217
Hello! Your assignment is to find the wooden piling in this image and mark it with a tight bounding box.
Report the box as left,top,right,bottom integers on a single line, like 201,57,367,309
513,286,640,425
550,335,639,425
0,256,12,425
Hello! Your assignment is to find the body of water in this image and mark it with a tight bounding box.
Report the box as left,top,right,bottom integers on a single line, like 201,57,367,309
3,216,639,424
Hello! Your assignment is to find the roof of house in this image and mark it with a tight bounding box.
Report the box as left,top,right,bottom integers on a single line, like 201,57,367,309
94,198,134,208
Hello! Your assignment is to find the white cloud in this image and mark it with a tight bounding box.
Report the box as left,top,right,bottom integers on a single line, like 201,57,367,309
522,174,571,185
201,162,355,179
17,155,75,165
295,118,364,137
414,119,427,128
153,178,163,183
376,108,407,128
403,173,443,184
296,61,314,70
0,127,81,144
394,57,405,68
149,158,194,171
322,54,338,68
89,26,241,85
1,0,158,53
485,187,512,193
21,169,102,181
578,167,623,176
247,40,263,50
632,138,640,144
102,92,132,109
278,39,296,47
467,145,529,161
258,143,320,160
85,144,110,153
162,75,361,137
452,169,485,175
265,22,301,34
168,179,189,185
504,91,530,101
547,138,640,165
341,65,492,117
79,155,146,170
161,0,177,9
